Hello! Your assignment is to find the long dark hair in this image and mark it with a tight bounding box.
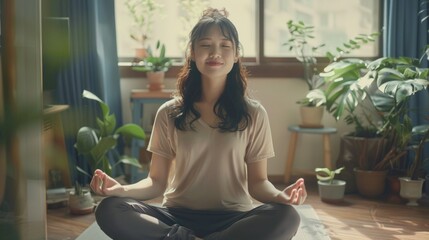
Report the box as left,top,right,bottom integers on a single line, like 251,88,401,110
171,8,250,132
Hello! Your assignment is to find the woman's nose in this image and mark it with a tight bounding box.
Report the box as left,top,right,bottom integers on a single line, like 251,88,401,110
209,46,221,58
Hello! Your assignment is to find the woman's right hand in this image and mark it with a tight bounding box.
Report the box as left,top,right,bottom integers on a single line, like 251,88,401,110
90,169,123,196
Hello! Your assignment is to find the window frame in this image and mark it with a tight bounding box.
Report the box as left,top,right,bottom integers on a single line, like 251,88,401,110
119,0,384,79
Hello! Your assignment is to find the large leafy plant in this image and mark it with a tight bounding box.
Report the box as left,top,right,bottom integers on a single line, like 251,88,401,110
74,90,145,179
320,53,429,171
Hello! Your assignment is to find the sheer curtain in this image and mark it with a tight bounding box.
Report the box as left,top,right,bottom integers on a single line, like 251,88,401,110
384,0,429,173
50,0,122,184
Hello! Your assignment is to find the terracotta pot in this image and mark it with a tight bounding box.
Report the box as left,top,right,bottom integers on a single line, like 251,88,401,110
146,71,165,91
335,136,387,194
354,168,388,198
299,106,324,128
135,48,148,59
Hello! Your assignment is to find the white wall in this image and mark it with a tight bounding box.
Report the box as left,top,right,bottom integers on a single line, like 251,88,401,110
120,77,353,176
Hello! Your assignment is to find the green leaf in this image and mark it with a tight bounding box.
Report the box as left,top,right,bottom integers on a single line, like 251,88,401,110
115,123,146,139
75,126,99,154
82,90,110,118
103,114,117,136
76,165,92,178
89,136,117,169
333,167,345,174
315,168,334,181
412,124,429,135
116,156,142,168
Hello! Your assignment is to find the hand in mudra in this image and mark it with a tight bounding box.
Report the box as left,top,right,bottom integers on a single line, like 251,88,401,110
276,178,307,205
90,169,122,196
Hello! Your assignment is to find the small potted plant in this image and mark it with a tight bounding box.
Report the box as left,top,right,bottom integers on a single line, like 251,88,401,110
68,180,94,215
70,90,146,214
283,20,378,128
132,40,172,91
315,166,346,203
399,123,429,206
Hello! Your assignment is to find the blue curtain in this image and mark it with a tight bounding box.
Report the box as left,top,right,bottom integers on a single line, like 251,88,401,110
384,0,429,173
50,0,122,184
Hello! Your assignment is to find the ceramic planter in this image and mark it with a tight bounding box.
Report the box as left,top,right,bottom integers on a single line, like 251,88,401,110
399,177,424,206
317,179,346,203
299,106,324,128
68,189,94,215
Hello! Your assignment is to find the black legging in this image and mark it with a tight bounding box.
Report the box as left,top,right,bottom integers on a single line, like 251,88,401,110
95,196,300,240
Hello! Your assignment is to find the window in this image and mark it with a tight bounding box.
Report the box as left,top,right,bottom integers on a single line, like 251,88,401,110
116,0,381,78
115,0,255,58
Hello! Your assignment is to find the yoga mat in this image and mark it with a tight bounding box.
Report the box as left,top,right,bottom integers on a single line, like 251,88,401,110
76,205,330,240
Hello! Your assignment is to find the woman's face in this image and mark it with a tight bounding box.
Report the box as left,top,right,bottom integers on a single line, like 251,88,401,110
191,25,238,81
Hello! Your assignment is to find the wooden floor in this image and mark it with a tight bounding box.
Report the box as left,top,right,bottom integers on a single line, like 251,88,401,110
47,179,429,240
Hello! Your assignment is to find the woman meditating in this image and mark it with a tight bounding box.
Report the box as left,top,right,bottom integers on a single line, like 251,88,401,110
90,8,306,240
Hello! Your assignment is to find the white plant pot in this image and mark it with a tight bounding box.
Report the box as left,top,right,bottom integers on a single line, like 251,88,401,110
317,179,346,203
399,177,424,206
68,189,94,215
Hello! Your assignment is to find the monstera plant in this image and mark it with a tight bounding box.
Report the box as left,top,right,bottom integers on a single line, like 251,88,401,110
319,52,429,196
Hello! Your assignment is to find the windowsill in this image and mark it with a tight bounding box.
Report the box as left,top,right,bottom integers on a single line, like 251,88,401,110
118,55,379,79
119,61,308,79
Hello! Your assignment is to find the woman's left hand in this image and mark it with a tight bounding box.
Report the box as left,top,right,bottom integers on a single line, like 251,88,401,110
276,178,307,205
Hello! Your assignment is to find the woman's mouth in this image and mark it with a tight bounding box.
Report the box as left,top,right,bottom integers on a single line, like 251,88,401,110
206,61,223,66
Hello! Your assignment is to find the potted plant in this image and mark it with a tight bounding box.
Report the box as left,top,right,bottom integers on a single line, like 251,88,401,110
283,20,378,128
124,0,164,59
320,51,429,197
70,90,146,214
399,123,429,206
132,40,172,91
68,180,94,215
315,166,346,203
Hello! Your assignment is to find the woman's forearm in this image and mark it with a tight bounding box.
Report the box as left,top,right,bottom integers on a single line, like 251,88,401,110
118,177,167,200
248,179,282,203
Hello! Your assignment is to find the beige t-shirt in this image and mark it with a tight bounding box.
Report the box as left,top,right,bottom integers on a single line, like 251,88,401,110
147,98,275,211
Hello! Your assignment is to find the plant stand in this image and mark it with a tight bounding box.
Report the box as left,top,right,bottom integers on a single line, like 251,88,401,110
284,125,337,183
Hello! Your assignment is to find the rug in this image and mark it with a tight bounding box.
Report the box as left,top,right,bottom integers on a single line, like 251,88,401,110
76,205,330,240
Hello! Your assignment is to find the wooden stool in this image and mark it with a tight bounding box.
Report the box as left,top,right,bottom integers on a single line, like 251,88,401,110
284,125,337,183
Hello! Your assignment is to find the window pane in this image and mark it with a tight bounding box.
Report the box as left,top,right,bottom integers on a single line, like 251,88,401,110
115,0,255,59
264,0,380,57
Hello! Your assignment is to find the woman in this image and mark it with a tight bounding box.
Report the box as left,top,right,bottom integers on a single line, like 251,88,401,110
91,8,306,240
